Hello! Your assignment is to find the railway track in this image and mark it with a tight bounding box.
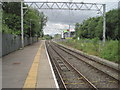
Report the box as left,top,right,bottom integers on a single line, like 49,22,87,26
52,41,119,81
46,41,119,89
46,41,98,89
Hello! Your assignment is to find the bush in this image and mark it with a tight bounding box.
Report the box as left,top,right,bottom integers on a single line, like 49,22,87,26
2,24,13,34
60,39,118,63
100,40,118,62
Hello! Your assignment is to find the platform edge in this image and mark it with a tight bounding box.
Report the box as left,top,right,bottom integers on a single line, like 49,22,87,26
45,42,59,89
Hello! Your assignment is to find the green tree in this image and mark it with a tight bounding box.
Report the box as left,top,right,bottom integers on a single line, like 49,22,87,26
2,2,47,37
75,9,119,40
44,34,52,40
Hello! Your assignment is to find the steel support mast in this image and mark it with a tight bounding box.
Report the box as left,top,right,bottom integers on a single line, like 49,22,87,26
21,1,106,48
21,0,24,49
103,4,106,42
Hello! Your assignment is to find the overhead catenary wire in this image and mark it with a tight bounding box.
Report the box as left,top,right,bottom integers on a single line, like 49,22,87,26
21,1,106,48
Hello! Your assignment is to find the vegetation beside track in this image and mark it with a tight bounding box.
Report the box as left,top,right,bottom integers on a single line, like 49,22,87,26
60,39,118,63
75,9,119,40
1,2,47,37
59,9,119,63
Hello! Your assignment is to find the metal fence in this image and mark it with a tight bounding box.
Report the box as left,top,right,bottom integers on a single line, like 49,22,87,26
1,33,38,56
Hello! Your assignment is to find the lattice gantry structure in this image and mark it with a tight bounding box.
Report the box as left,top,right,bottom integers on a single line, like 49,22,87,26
24,2,104,14
20,1,106,48
1,1,104,48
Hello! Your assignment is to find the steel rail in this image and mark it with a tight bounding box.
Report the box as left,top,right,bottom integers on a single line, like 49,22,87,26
53,41,119,72
46,41,67,89
52,41,119,82
48,41,98,90
53,41,119,71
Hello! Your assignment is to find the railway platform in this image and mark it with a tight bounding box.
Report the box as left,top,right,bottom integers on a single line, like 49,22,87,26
2,40,58,89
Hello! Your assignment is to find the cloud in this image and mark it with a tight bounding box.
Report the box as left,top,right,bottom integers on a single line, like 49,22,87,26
43,21,75,35
25,0,119,3
24,0,118,35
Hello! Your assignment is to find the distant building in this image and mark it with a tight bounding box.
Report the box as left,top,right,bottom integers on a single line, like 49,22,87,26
62,29,75,39
70,31,75,37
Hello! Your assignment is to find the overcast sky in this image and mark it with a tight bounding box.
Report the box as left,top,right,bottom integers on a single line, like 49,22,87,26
24,0,119,36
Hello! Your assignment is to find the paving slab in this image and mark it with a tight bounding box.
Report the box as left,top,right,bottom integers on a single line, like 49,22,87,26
2,41,41,88
2,40,58,89
36,40,58,88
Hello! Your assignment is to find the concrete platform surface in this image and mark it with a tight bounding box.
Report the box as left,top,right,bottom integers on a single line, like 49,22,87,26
2,40,58,88
36,41,58,88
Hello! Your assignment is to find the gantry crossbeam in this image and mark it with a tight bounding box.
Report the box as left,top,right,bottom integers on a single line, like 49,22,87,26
24,2,104,14
1,1,106,48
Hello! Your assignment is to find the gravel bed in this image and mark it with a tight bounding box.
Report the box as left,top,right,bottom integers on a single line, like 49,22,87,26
47,42,93,88
50,42,118,88
56,43,118,80
53,41,118,71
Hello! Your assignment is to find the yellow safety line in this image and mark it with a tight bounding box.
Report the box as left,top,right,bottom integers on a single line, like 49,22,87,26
64,80,117,85
63,77,83,80
65,82,85,85
23,43,42,89
108,80,116,83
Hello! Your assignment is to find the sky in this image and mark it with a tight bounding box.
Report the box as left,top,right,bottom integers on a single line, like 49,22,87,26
24,0,119,36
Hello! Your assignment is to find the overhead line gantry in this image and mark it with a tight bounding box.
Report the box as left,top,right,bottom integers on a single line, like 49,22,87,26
15,1,106,48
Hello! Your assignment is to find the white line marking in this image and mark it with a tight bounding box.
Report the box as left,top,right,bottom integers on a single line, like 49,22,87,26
45,42,59,89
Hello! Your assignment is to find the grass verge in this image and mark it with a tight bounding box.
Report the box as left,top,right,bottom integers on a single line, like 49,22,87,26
59,39,118,63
